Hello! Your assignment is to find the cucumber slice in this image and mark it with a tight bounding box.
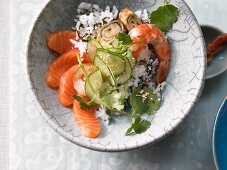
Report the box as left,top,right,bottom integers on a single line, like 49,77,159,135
125,49,135,68
74,64,94,78
103,47,124,54
91,38,102,48
87,39,102,61
115,57,132,84
74,64,94,96
87,41,96,62
85,69,103,100
93,55,116,86
99,48,135,69
100,81,116,94
96,49,125,76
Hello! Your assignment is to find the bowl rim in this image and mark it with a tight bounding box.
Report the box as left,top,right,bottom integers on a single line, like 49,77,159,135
26,0,206,152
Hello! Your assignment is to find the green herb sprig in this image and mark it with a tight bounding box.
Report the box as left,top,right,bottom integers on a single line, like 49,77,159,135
125,87,161,135
126,117,151,135
150,0,179,32
116,32,133,45
73,95,95,110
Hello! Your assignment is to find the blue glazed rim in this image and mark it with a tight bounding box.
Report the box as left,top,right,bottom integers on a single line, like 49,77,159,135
212,96,227,170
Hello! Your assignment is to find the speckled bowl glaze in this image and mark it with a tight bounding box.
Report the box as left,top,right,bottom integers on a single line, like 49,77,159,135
26,0,206,152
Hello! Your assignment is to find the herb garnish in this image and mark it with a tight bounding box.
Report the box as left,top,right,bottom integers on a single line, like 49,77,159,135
116,32,133,45
150,0,179,32
125,87,161,135
130,87,161,115
73,95,95,110
99,89,125,111
126,117,151,135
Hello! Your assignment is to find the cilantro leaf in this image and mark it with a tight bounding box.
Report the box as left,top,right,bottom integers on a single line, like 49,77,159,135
99,89,125,111
130,87,161,114
149,97,161,113
125,127,133,135
116,32,132,45
134,119,151,134
130,88,150,114
73,95,95,110
125,117,151,135
150,4,178,32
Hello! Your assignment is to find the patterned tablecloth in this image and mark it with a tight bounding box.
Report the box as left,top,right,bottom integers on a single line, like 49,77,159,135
1,1,9,170
10,0,227,169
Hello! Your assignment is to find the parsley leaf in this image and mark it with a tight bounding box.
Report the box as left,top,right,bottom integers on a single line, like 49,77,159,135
130,87,161,114
116,32,132,45
150,4,178,32
73,95,95,110
125,117,151,135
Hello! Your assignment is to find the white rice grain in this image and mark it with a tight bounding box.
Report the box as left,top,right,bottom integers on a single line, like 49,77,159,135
73,3,119,40
135,9,149,23
96,106,110,124
70,39,87,57
137,46,152,62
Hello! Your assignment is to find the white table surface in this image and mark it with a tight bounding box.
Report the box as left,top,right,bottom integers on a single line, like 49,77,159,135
8,0,227,170
1,1,9,170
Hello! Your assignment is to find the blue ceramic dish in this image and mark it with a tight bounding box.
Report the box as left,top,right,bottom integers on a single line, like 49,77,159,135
213,96,227,170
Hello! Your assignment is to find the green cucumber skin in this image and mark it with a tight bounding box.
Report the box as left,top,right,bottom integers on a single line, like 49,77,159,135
115,57,132,84
88,38,136,87
85,69,103,100
93,55,116,86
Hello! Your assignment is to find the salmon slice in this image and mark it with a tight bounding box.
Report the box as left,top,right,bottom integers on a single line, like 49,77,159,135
58,65,79,107
73,99,101,138
58,64,94,107
46,49,90,88
46,30,77,54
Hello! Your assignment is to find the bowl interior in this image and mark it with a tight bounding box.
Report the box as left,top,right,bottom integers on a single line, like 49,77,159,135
27,0,206,151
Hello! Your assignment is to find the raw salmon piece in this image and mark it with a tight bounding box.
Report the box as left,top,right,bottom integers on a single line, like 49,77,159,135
82,53,91,63
46,30,76,54
58,65,79,107
45,48,89,88
73,99,101,138
58,64,94,107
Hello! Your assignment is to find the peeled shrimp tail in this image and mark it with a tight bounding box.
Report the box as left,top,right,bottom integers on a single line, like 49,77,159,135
129,24,171,83
155,38,171,83
156,61,169,84
96,20,125,45
119,8,142,31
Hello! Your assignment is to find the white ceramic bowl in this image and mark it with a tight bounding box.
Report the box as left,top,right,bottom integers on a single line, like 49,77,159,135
26,0,206,151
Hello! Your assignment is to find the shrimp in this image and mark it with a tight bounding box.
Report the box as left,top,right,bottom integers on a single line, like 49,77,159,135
129,24,171,83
